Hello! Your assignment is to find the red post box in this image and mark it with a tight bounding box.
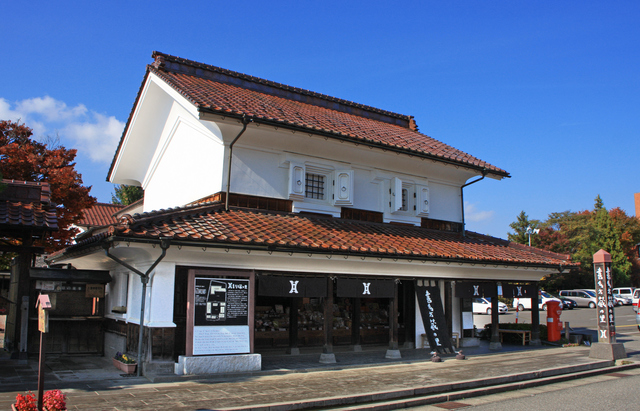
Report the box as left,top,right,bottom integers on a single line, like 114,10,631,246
546,301,563,342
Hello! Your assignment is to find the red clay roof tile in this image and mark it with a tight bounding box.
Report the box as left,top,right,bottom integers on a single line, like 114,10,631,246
76,202,124,228
61,204,573,269
108,52,509,180
0,180,58,232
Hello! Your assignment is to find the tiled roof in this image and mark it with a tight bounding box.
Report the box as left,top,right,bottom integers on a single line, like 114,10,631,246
76,202,124,228
0,180,58,232
58,204,574,269
109,52,509,180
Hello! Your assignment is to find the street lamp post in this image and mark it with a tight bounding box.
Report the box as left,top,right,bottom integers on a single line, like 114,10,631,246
525,225,540,246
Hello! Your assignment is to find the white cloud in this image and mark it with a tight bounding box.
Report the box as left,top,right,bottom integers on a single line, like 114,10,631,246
464,202,495,223
15,96,88,122
0,96,124,164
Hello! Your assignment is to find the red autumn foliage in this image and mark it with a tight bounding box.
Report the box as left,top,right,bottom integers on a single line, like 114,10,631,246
0,120,96,251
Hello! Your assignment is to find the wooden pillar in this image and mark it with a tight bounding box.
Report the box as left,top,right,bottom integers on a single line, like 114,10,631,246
287,297,300,355
403,281,416,348
385,281,401,359
351,298,362,351
320,277,336,363
489,296,502,350
530,283,541,345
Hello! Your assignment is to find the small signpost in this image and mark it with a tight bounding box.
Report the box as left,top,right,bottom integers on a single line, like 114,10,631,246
36,294,53,411
589,249,626,360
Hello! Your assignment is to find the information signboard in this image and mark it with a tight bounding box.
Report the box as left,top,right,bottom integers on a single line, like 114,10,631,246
193,278,250,355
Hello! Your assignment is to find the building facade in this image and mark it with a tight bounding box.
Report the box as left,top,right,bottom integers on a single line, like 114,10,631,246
48,52,575,374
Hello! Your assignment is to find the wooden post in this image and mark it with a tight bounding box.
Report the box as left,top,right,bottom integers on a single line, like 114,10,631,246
590,249,627,360
287,297,300,355
38,332,46,411
36,294,52,411
320,277,336,363
530,283,541,345
352,298,362,350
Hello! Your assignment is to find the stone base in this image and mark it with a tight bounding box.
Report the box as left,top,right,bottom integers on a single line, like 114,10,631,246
352,344,363,352
529,338,542,346
319,353,336,364
175,354,261,375
589,343,627,361
385,349,402,359
460,337,480,348
488,341,502,351
286,347,300,355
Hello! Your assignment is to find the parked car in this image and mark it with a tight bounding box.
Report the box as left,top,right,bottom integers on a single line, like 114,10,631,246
558,296,577,310
558,290,597,308
613,294,631,306
473,298,508,315
513,290,562,311
633,289,640,312
612,287,635,301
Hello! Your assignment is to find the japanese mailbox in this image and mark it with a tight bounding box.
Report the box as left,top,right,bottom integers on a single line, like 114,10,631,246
36,294,53,333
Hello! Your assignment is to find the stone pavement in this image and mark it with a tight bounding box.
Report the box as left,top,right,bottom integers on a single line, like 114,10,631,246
0,344,637,410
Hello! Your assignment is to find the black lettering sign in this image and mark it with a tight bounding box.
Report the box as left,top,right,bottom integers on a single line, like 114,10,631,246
257,275,327,297
454,281,497,298
502,284,537,299
415,284,453,353
336,278,395,298
194,278,249,326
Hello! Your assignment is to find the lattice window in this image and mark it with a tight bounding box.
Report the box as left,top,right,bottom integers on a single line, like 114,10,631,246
401,188,408,211
305,173,325,200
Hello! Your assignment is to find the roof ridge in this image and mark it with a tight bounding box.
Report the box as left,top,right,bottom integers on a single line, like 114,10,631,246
151,51,418,131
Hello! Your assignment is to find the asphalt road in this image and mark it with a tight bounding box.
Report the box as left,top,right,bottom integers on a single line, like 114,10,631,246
405,304,640,410
410,367,640,410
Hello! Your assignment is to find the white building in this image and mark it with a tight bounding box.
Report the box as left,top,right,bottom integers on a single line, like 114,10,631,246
49,52,575,375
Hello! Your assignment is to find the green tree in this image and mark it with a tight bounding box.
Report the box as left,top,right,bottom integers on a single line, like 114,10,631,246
111,185,143,206
514,196,640,291
508,211,541,246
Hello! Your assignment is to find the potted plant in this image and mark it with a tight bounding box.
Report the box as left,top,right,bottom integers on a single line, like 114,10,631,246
113,351,137,374
13,390,66,411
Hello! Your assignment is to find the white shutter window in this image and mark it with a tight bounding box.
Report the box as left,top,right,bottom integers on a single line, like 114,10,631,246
333,170,354,206
288,162,305,200
390,177,403,213
416,185,430,216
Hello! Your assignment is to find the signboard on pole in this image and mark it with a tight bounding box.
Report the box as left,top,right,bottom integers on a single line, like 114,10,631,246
593,250,615,343
192,278,250,355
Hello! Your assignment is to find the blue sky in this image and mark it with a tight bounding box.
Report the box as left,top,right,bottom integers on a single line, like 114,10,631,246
1,1,638,238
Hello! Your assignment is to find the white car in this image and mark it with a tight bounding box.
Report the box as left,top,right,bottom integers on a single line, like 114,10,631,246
613,294,631,306
473,298,508,315
513,290,562,311
612,287,635,301
633,289,640,312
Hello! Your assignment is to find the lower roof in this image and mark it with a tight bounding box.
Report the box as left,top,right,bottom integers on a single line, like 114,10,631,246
50,203,576,270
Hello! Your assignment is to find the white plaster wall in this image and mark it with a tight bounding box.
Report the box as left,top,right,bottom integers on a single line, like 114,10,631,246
110,75,200,186
223,130,466,224
229,146,287,198
143,114,225,211
147,262,177,327
105,270,129,320
429,182,463,223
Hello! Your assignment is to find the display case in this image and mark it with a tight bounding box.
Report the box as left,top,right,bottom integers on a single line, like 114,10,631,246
254,297,392,348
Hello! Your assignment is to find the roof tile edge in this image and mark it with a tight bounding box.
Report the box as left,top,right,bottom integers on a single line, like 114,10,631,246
151,51,417,130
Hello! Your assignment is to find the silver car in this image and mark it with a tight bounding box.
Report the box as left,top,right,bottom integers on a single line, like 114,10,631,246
558,290,597,308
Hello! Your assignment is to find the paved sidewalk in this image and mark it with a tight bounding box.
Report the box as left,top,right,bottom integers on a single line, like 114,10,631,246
0,344,635,410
